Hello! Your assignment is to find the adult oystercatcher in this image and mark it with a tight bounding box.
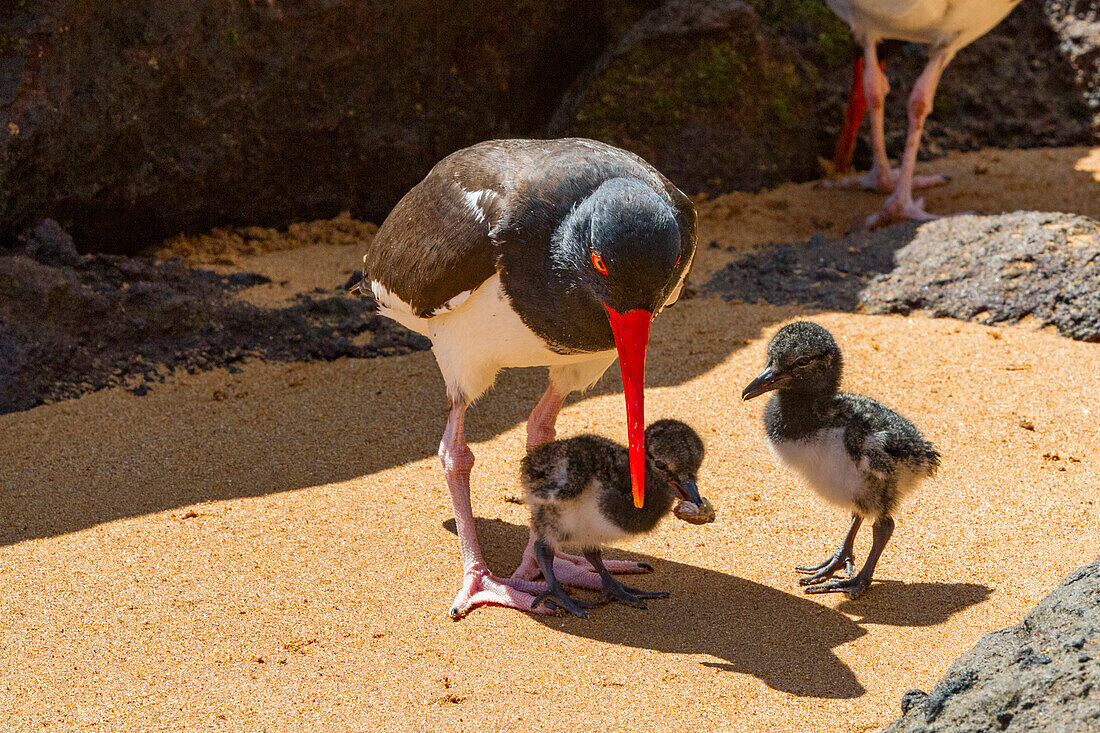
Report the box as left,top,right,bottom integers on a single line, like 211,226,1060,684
827,0,1022,227
360,139,696,618
520,419,712,617
742,322,940,599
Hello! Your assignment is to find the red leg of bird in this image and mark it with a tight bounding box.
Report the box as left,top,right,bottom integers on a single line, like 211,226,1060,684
511,384,653,585
868,50,952,229
832,55,868,174
441,401,551,619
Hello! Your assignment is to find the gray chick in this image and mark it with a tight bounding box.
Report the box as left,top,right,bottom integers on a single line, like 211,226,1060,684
519,419,710,617
742,321,940,599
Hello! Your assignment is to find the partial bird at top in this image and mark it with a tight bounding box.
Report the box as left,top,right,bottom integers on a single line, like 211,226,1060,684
826,0,1022,228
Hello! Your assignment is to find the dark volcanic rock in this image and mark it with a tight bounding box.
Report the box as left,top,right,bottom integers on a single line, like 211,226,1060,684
704,222,922,311
861,213,1100,343
884,558,1100,733
16,218,82,268
2,0,1096,254
0,0,607,253
705,212,1100,342
553,0,1095,197
550,0,825,195
1044,0,1100,129
0,244,430,414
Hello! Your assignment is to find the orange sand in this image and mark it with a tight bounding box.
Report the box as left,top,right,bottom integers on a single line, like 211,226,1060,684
1,147,1098,732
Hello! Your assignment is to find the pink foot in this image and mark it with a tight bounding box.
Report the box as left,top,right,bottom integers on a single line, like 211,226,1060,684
555,551,652,576
510,541,651,589
449,565,551,620
866,195,942,229
827,168,948,193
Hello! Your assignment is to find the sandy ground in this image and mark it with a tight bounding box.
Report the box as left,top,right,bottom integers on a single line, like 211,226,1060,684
2,147,1099,732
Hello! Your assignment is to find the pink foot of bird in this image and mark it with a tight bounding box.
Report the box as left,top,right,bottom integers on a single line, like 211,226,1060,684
360,139,696,619
827,0,1022,227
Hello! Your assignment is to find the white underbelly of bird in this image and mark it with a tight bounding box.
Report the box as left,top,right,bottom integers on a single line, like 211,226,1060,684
767,428,866,510
839,0,1018,47
374,273,617,401
531,479,631,552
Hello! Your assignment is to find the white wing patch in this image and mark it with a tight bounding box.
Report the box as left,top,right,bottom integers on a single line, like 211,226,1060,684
369,280,431,337
453,175,497,228
370,280,414,317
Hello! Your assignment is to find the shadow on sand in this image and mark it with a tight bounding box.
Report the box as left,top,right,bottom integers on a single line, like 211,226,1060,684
2,295,793,546
444,518,992,700
835,580,993,627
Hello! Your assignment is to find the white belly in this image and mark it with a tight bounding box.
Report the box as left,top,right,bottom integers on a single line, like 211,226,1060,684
768,428,865,511
374,273,615,403
551,481,629,552
834,0,1018,50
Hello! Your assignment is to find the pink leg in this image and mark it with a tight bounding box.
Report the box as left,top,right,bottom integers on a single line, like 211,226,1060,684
868,50,952,229
441,401,551,619
525,383,566,452
830,43,948,194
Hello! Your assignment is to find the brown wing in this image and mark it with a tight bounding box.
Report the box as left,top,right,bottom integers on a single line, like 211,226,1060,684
363,140,543,317
363,138,697,315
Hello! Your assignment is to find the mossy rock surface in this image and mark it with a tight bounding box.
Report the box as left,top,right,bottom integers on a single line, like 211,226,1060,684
554,0,1094,196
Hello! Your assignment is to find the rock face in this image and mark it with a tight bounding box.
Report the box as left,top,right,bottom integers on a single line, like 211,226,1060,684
861,212,1100,343
553,0,1095,196
1,0,1097,253
884,558,1100,733
0,223,429,414
550,0,827,195
0,0,608,253
705,212,1100,343
1044,0,1100,129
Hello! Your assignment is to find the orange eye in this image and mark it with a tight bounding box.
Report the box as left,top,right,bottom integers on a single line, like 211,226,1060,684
590,252,608,275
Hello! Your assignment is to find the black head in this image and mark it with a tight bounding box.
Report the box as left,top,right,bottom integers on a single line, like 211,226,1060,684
645,419,705,504
742,321,843,400
553,177,685,315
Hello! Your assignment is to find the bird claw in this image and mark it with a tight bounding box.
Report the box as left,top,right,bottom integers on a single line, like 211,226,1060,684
825,168,897,192
825,168,947,194
511,548,651,585
620,585,670,599
531,588,591,618
795,552,855,585
803,576,872,600
866,195,942,229
449,568,547,620
597,582,668,609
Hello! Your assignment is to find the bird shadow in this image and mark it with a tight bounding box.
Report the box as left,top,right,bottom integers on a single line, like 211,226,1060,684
0,301,793,547
446,517,869,699
835,580,993,627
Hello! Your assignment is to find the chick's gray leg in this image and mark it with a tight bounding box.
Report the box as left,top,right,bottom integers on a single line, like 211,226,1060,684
530,540,593,618
798,513,862,585
584,550,669,609
512,374,649,581
806,516,894,599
